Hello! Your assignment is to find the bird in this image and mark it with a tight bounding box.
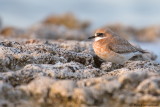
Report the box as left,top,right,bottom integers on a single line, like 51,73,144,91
88,28,153,64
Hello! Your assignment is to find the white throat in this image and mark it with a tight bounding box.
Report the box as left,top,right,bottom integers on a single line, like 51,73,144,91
95,37,105,41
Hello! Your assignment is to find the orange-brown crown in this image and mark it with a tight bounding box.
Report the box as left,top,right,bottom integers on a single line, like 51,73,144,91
95,28,106,34
95,28,115,37
88,28,116,40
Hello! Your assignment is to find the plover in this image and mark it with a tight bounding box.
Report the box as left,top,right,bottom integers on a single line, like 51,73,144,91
88,28,149,64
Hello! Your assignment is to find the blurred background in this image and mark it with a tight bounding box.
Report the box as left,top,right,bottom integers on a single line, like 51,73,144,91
0,0,160,62
1,0,160,28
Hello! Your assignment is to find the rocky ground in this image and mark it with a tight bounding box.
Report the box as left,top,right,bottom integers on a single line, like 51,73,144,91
0,40,159,107
0,14,160,107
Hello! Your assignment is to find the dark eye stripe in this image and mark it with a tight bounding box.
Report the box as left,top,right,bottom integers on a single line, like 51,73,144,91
97,33,104,36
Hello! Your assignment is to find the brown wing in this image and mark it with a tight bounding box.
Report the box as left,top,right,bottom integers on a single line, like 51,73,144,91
108,37,138,53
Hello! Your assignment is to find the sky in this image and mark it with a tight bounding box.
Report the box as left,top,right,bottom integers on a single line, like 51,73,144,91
0,0,160,29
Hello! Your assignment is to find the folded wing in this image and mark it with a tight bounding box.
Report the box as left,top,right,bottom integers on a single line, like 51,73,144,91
108,37,140,53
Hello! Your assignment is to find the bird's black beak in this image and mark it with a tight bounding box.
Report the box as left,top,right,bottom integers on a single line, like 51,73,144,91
88,36,96,39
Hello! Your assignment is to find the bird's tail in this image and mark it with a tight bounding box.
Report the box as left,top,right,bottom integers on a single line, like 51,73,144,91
131,43,157,61
136,47,157,60
136,47,149,53
142,51,157,60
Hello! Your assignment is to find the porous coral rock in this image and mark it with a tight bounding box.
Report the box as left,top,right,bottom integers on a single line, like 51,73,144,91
0,40,159,107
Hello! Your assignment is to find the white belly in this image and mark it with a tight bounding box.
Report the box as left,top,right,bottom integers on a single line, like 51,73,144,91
103,51,141,64
121,51,141,60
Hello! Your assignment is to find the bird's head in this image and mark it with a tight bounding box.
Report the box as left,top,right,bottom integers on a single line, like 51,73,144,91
88,28,114,41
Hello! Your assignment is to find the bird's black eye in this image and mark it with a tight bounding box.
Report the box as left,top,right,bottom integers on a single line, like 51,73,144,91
96,33,104,37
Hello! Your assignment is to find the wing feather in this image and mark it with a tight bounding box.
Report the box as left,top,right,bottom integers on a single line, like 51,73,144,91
108,37,139,53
